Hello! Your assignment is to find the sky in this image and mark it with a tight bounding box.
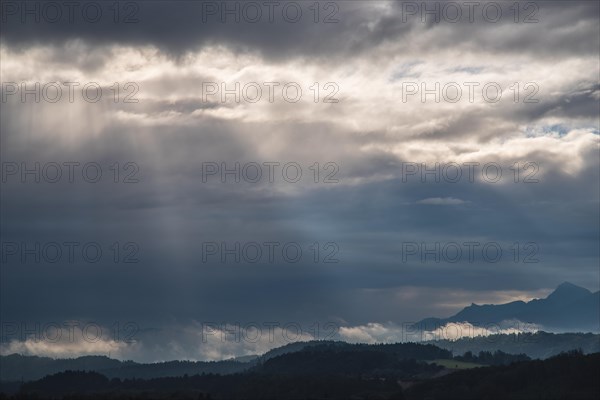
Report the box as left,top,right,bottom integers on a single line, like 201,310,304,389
0,0,599,362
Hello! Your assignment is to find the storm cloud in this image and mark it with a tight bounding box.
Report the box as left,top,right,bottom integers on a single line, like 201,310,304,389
1,0,598,361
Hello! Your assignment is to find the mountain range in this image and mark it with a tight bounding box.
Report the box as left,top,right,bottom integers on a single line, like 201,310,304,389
2,332,599,383
414,282,600,332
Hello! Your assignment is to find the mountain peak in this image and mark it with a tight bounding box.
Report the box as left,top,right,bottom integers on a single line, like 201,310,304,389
546,282,591,302
414,281,599,332
557,282,582,289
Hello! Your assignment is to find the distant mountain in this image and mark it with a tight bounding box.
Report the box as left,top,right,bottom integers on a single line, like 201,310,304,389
0,353,251,382
414,282,600,332
428,331,600,360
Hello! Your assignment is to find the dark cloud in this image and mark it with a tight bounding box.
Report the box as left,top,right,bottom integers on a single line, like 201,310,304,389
1,1,598,61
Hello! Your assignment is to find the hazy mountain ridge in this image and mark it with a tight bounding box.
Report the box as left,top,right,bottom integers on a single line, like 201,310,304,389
0,353,251,382
2,333,599,384
414,282,600,332
428,331,600,359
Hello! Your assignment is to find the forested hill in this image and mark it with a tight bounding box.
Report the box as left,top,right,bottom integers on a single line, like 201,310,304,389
405,351,600,400
4,351,599,400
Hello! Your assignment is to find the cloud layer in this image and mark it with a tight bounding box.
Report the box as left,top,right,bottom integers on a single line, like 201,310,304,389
1,1,598,361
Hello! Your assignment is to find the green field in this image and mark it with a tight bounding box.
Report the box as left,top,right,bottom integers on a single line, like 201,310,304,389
429,359,483,369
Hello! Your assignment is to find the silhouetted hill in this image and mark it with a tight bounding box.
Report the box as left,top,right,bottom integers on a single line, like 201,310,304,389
263,341,453,361
20,370,110,397
0,354,132,381
259,339,337,361
17,371,405,400
255,342,452,378
414,282,600,332
405,351,600,400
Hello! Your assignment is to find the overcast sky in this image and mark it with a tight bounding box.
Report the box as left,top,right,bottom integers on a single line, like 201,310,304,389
1,0,599,362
